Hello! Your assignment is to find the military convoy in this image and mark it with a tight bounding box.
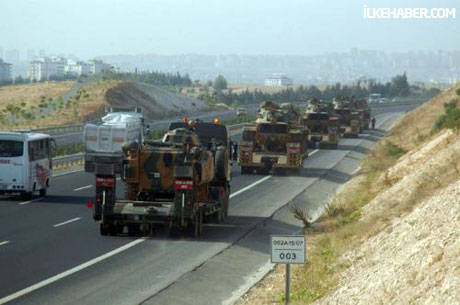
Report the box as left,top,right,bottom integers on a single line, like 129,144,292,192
88,97,371,237
91,121,231,237
238,101,309,175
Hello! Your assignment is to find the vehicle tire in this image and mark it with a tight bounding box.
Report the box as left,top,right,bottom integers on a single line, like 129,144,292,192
39,188,47,197
169,224,182,238
241,166,248,175
128,224,141,236
21,192,33,200
214,146,228,181
109,223,118,236
100,223,108,236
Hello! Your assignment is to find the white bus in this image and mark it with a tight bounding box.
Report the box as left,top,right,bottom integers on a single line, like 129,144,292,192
0,132,55,198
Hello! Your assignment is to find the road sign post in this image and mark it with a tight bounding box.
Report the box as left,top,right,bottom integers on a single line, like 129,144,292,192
270,235,306,305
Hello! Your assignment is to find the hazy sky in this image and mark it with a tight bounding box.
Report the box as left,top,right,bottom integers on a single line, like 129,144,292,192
0,0,459,59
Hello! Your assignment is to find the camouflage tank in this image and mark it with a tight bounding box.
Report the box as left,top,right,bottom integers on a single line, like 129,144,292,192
332,96,361,138
303,97,339,148
353,98,371,130
92,122,231,237
239,101,309,175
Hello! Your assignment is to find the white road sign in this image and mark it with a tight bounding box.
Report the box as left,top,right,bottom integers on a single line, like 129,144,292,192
270,235,306,264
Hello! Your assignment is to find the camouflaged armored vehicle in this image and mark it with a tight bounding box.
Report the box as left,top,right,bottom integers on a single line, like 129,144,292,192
302,98,339,148
353,98,371,130
239,101,309,175
92,121,231,237
332,96,362,138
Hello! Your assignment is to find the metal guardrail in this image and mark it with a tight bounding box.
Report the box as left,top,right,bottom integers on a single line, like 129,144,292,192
32,124,84,135
52,152,85,169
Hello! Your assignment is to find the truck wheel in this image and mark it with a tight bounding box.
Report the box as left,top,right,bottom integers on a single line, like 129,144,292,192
128,224,141,236
187,213,202,238
214,146,228,181
21,192,33,200
109,223,118,236
39,188,47,197
241,166,248,175
169,224,181,238
100,223,108,236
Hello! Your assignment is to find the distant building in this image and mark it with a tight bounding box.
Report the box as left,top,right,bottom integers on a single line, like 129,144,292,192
264,73,293,86
0,58,12,82
28,57,60,81
88,59,111,74
28,57,111,81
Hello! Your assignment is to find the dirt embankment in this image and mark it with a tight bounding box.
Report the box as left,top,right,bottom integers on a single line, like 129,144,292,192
316,129,459,305
0,80,208,129
105,82,207,120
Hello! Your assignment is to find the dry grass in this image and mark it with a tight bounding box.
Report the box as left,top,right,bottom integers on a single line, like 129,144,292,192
0,80,123,129
0,81,73,109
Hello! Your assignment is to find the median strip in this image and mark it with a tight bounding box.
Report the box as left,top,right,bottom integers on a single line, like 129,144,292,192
53,217,82,228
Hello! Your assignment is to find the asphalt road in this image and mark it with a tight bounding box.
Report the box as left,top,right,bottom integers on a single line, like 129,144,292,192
0,110,404,304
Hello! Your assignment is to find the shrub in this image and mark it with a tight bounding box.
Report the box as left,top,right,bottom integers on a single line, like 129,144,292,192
385,141,406,158
432,99,460,133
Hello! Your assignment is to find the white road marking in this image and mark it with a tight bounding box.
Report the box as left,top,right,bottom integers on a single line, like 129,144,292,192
53,217,81,228
73,185,92,191
0,241,10,247
0,238,147,305
116,177,121,181
230,176,272,198
308,149,319,156
18,198,44,205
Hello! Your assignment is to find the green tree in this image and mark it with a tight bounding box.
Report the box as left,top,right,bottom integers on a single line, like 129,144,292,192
213,75,227,91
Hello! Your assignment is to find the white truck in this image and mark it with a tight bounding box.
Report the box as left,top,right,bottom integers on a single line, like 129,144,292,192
84,110,145,173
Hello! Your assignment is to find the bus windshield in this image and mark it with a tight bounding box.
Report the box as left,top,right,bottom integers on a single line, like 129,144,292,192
0,140,24,157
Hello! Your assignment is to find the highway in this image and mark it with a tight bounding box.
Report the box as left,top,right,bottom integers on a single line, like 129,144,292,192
0,110,404,304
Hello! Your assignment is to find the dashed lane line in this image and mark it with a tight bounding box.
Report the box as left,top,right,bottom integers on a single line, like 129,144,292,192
53,217,82,228
18,198,44,205
73,185,92,191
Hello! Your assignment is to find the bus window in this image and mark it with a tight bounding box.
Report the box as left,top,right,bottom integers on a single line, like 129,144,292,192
0,140,24,157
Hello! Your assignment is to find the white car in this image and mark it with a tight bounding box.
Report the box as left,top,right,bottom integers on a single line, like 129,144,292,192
236,108,247,116
379,98,390,103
